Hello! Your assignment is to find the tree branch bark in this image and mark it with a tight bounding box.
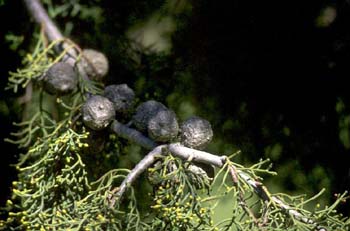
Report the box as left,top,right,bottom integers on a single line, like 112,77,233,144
108,145,166,208
23,0,63,41
110,120,157,150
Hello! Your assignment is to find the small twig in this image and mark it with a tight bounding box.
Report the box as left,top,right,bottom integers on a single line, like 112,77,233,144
108,145,166,208
228,164,239,184
228,165,259,225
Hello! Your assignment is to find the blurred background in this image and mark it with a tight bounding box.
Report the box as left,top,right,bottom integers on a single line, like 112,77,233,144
1,0,350,216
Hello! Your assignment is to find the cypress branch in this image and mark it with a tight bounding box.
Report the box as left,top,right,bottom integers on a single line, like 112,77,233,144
2,1,346,230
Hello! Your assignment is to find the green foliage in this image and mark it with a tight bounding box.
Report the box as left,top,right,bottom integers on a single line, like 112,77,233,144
5,33,24,51
336,98,350,150
1,37,136,230
7,36,67,93
147,155,214,230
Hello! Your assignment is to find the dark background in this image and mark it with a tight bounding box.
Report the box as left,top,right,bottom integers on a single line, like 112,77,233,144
1,0,350,215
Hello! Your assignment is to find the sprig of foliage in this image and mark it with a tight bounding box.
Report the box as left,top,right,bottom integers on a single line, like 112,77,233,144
7,36,64,93
3,126,141,230
207,157,350,230
5,111,56,149
147,154,215,230
4,127,91,229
